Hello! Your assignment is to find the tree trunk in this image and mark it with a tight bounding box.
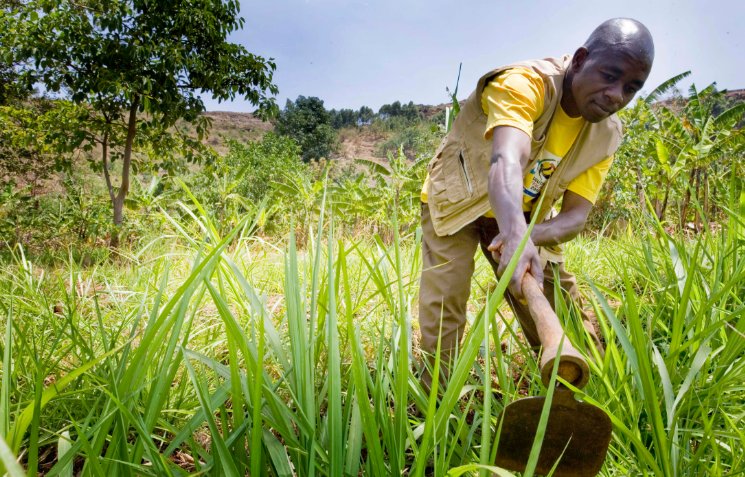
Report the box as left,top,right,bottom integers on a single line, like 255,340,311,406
702,169,710,223
680,167,696,230
693,168,702,231
659,187,670,222
101,130,115,204
110,95,139,248
636,165,645,210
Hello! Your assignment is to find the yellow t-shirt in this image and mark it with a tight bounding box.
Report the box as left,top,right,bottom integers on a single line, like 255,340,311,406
422,67,613,216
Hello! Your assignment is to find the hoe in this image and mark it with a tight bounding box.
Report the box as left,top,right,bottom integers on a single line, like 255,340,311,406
495,274,612,477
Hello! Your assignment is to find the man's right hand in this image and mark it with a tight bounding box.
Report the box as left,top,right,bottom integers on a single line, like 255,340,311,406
487,229,543,299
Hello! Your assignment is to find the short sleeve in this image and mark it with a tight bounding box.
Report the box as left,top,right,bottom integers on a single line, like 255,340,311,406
481,68,545,140
566,156,614,204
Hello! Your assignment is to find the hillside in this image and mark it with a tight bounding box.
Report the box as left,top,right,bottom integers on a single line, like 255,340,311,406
203,102,450,162
204,111,382,162
201,111,274,153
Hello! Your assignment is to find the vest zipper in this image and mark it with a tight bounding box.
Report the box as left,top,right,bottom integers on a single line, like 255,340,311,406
459,151,473,195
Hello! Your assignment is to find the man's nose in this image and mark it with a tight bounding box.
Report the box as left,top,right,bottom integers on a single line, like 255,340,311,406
605,83,624,108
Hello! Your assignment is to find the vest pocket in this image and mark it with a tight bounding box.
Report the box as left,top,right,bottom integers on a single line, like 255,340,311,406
428,143,469,208
458,151,474,196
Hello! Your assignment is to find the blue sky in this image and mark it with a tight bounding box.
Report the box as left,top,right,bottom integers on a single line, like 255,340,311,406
202,0,744,112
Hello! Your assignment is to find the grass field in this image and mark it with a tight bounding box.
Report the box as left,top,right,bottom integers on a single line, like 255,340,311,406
1,189,743,476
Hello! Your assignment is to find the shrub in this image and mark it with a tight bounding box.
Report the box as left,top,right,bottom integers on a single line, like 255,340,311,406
192,133,306,233
376,123,441,161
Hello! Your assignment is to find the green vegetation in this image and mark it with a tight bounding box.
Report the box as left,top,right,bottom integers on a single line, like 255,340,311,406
2,0,278,246
0,175,742,475
274,96,337,162
274,97,433,162
1,3,745,474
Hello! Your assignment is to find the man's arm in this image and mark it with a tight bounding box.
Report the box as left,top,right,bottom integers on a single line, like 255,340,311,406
487,126,543,297
531,190,593,247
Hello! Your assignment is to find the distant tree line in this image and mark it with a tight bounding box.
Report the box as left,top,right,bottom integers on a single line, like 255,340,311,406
329,100,421,128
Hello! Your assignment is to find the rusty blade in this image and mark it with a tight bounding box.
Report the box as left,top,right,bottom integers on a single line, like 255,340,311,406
495,389,612,477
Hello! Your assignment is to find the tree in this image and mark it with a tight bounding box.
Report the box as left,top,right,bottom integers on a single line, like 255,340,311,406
0,100,83,189
378,100,402,118
275,96,336,161
0,62,29,106
378,100,420,125
0,2,32,105
6,0,278,246
358,105,374,125
329,108,357,129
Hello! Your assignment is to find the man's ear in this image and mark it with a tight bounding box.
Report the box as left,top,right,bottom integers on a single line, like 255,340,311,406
571,47,589,71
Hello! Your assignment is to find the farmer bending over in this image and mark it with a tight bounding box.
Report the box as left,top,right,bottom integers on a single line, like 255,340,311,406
418,18,654,389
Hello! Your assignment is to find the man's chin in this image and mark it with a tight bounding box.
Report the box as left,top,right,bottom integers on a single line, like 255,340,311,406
581,113,606,123
581,107,609,123
583,102,613,122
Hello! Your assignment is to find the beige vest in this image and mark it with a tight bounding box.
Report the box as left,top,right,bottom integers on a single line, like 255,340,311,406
426,55,622,244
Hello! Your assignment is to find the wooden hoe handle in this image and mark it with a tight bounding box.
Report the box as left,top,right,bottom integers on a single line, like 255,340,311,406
521,273,590,389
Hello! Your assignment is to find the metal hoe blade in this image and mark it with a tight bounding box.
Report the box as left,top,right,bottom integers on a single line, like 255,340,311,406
495,389,612,477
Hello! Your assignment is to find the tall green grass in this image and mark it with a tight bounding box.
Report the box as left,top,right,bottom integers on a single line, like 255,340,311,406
0,182,743,475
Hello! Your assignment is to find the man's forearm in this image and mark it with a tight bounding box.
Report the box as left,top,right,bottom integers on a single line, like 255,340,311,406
486,126,545,294
488,151,527,235
530,210,586,246
530,190,594,247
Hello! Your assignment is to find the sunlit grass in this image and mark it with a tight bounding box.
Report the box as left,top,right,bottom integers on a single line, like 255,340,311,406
0,185,743,476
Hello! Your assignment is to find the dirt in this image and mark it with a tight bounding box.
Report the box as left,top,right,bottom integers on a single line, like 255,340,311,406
201,111,274,154
335,127,386,163
203,112,389,165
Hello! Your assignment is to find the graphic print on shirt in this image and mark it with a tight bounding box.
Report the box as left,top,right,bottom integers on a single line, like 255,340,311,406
523,151,560,210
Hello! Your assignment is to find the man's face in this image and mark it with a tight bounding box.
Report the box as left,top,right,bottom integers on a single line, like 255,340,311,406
570,47,651,122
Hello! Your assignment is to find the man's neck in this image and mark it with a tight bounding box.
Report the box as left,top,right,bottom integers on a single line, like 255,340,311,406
560,71,580,118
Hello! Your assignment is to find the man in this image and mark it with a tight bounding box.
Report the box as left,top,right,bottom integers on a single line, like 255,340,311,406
418,18,654,387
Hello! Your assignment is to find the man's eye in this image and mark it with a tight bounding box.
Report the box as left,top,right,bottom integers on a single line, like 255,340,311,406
624,85,639,95
602,73,616,82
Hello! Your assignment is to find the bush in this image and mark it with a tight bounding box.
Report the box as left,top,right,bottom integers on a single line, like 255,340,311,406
191,133,306,233
0,174,111,254
376,123,441,160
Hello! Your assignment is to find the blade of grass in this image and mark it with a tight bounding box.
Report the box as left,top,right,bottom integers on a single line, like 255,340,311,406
250,302,266,477
412,322,443,477
56,431,73,477
183,354,240,477
326,218,343,476
342,248,387,475
478,309,492,476
0,434,25,477
522,335,565,477
1,297,13,437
